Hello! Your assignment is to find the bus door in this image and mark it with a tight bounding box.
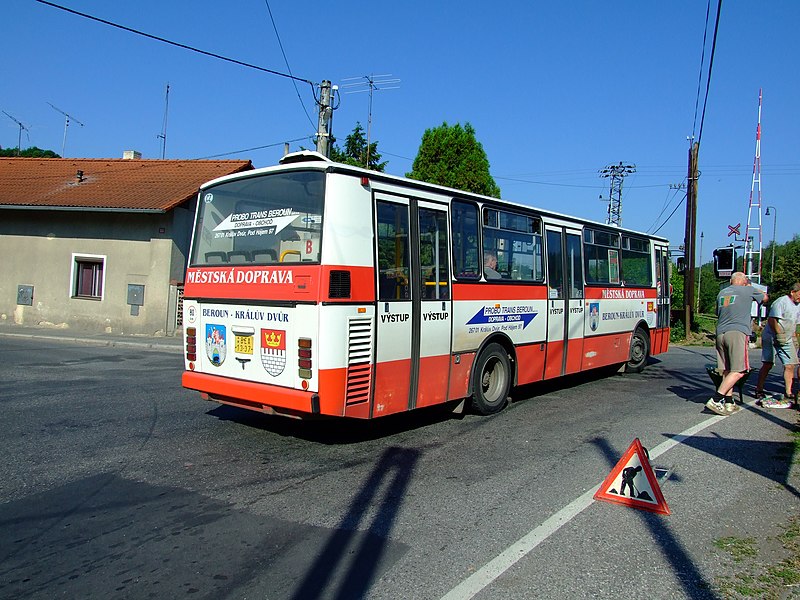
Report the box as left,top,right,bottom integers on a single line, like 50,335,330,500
544,227,585,378
374,195,451,415
654,245,671,353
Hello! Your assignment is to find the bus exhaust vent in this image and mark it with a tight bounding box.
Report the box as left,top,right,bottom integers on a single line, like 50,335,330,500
329,270,351,299
345,317,373,405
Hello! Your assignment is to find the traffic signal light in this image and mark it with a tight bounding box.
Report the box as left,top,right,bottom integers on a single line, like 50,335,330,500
713,246,735,279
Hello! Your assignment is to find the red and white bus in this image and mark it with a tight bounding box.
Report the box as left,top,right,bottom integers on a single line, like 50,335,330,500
182,151,671,419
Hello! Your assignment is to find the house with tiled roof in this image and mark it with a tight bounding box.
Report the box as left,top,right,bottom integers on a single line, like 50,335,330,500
0,154,252,335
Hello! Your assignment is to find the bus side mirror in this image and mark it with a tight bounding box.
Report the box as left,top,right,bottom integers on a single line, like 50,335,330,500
713,247,735,279
676,257,686,275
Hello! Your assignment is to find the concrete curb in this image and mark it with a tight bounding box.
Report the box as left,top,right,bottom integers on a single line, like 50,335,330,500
0,331,182,353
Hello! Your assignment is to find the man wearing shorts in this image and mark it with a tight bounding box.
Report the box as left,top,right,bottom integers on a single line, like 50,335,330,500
753,282,800,407
707,272,767,416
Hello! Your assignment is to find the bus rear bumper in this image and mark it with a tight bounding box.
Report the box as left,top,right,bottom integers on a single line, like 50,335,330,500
182,371,327,418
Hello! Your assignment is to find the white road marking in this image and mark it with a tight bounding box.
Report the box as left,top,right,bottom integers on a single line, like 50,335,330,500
439,413,728,600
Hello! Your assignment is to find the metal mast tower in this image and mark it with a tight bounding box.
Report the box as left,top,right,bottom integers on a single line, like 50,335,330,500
599,162,636,226
743,89,764,283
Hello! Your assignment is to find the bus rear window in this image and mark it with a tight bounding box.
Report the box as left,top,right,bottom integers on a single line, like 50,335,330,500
191,171,325,266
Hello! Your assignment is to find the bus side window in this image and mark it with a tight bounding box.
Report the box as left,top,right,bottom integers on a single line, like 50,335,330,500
377,201,411,301
451,200,480,280
419,208,450,300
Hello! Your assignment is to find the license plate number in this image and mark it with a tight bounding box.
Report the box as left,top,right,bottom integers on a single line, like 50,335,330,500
235,335,253,354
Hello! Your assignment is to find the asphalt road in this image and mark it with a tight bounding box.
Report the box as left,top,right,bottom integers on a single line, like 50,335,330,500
1,334,798,599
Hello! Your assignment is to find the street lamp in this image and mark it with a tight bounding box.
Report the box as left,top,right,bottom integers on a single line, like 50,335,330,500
765,206,777,284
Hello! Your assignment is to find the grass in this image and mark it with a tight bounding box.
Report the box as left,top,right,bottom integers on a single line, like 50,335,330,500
714,537,758,562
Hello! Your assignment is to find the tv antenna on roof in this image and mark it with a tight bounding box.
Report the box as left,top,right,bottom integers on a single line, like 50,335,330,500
341,74,400,168
2,110,30,156
157,83,170,159
48,102,85,157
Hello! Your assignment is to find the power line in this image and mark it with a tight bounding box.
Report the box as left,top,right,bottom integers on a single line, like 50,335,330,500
647,183,685,233
262,0,316,130
692,0,713,139
652,194,686,236
34,0,315,87
697,0,723,145
194,136,311,159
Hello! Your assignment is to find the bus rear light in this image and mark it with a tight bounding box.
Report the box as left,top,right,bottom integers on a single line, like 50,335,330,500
186,327,197,362
298,338,312,378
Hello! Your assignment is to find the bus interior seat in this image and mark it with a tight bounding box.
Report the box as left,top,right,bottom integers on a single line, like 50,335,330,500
252,249,278,262
205,251,228,264
227,250,251,263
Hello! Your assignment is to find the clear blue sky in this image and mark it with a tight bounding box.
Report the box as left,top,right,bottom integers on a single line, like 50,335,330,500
3,1,798,267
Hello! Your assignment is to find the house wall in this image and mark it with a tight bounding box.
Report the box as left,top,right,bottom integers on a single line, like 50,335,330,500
0,208,192,336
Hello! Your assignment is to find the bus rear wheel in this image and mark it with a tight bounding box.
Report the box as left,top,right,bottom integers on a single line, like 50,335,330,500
626,328,649,373
470,343,511,415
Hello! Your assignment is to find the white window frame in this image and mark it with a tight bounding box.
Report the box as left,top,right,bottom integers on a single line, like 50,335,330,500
71,253,107,300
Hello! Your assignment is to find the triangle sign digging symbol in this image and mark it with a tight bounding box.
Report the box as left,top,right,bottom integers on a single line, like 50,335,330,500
594,438,670,516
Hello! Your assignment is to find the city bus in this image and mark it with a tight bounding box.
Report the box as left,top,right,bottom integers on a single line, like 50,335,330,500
181,151,671,419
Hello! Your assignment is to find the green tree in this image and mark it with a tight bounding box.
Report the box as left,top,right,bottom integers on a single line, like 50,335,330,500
769,235,800,298
407,122,500,197
329,122,387,172
0,146,60,158
697,262,719,314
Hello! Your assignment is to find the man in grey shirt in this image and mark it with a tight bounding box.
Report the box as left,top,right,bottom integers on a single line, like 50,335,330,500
707,272,767,415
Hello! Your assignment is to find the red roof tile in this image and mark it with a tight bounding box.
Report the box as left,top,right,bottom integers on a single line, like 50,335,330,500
0,158,252,212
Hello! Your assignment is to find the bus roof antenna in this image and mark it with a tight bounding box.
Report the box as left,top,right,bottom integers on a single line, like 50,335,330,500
2,110,30,156
48,102,85,158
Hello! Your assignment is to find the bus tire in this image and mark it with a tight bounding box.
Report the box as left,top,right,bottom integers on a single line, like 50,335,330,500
470,343,511,415
626,328,649,373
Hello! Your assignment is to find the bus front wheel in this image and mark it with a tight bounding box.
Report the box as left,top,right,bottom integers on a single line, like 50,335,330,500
470,343,511,415
626,328,649,373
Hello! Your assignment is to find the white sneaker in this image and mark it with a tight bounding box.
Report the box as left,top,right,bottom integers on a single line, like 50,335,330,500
705,398,727,416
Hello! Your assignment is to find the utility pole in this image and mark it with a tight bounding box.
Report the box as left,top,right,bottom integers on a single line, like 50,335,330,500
598,162,636,227
696,231,704,312
315,80,334,157
684,139,700,332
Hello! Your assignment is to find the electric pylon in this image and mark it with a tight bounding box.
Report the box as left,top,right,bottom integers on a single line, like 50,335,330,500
743,89,764,283
599,162,636,227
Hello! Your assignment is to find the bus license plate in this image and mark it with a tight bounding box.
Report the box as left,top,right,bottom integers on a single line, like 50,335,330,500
235,335,253,354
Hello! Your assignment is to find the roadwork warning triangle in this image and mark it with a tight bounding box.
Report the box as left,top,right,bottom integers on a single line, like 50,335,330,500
594,438,670,515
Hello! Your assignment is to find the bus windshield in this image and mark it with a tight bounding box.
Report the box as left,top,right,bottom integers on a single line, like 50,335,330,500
190,170,325,266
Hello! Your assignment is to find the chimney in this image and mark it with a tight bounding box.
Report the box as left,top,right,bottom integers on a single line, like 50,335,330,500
123,150,142,160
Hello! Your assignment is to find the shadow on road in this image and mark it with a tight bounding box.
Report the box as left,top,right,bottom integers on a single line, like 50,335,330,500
289,446,420,600
663,419,800,498
207,402,461,444
592,436,718,599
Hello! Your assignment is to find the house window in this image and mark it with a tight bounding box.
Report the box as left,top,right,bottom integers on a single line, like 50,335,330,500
72,254,106,299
